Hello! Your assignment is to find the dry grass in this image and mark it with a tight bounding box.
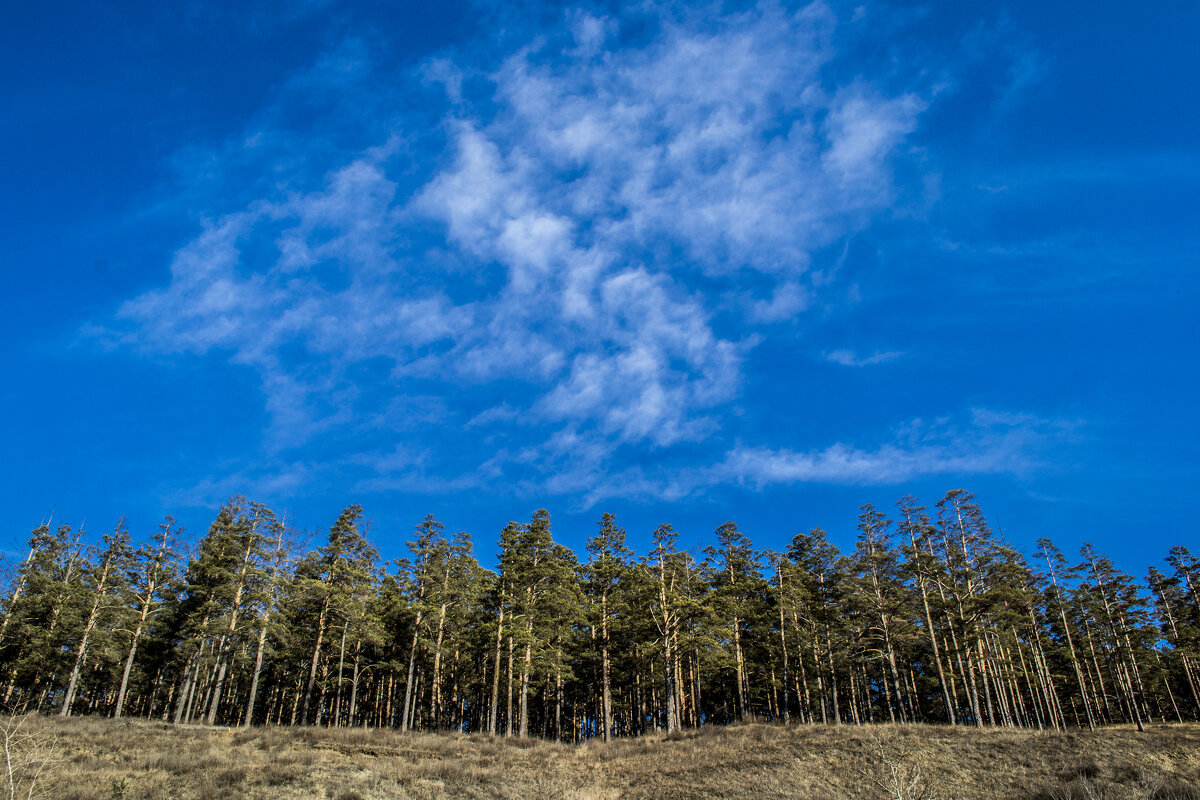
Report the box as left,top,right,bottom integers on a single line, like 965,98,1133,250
0,714,59,799
22,717,1200,800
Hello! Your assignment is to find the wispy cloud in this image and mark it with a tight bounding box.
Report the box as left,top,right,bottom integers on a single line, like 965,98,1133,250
718,411,1054,488
163,460,318,509
750,282,811,323
824,349,906,367
91,2,1013,502
567,409,1079,507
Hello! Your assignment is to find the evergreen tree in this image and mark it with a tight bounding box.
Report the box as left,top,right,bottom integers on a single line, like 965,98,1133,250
397,513,445,733
297,505,378,725
1149,565,1200,715
0,490,1190,735
1,522,85,712
242,507,291,726
787,527,847,724
61,519,133,716
848,504,912,723
585,513,630,741
113,516,182,719
706,521,763,721
897,496,956,724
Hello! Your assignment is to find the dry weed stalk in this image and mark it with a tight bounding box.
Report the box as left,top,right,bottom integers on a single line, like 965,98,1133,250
0,714,57,800
1048,778,1107,800
865,731,937,800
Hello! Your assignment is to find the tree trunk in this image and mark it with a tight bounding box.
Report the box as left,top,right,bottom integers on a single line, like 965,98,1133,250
401,595,424,732
601,592,612,741
732,616,747,720
1043,555,1095,730
113,617,145,719
349,641,362,726
505,634,515,737
489,605,504,734
519,634,532,738
333,621,348,726
777,569,791,724
62,554,116,716
430,591,450,729
300,593,330,725
244,524,286,727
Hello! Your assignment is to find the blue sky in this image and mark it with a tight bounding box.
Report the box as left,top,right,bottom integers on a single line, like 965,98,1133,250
2,0,1196,572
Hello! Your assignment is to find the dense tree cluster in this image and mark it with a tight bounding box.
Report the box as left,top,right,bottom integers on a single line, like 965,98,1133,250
1,491,1197,737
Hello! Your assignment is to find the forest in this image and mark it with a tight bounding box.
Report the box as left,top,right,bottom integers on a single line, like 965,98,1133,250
1,489,1197,739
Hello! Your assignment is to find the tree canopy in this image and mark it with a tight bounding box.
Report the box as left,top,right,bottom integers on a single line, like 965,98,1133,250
0,491,1195,736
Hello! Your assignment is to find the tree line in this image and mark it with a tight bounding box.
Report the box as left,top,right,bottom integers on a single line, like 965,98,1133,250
0,490,1197,738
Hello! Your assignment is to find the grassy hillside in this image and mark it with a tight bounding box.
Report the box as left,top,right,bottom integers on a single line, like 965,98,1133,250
13,717,1200,800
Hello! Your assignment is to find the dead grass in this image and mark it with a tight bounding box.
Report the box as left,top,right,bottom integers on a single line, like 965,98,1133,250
21,716,1200,800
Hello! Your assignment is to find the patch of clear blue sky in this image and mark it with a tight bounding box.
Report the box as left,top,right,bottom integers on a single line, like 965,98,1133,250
1,0,1196,575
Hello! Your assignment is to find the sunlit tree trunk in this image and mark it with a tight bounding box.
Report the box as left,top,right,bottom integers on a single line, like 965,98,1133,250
300,593,329,725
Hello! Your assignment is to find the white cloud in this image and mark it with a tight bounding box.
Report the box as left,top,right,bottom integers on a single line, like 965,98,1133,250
564,409,1074,506
107,153,472,447
823,86,924,182
751,282,811,323
164,460,317,509
466,404,520,428
465,2,913,279
100,2,940,496
719,409,1072,488
824,349,906,367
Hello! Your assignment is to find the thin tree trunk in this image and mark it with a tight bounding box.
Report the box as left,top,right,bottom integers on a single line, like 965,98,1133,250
601,592,612,741
430,593,449,729
62,554,117,716
489,604,505,734
349,641,362,726
333,621,348,727
732,616,746,720
505,634,515,737
244,525,286,727
1043,553,1096,730
777,568,791,724
401,599,425,732
519,635,532,738
300,593,330,725
113,618,145,719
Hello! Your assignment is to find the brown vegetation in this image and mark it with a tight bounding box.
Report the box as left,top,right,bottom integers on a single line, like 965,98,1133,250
21,717,1200,800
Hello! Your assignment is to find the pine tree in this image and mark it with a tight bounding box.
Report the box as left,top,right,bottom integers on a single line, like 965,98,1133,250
2,522,85,711
205,499,277,725
489,521,521,736
429,530,478,731
510,509,574,738
114,516,181,719
0,490,1191,734
934,489,999,726
585,512,630,741
398,514,445,733
848,504,911,723
243,507,290,726
1149,565,1200,715
706,521,762,721
61,520,133,716
168,502,241,725
298,505,378,726
898,497,957,724
787,527,846,724
644,523,685,733
1078,544,1151,731
1034,537,1097,729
